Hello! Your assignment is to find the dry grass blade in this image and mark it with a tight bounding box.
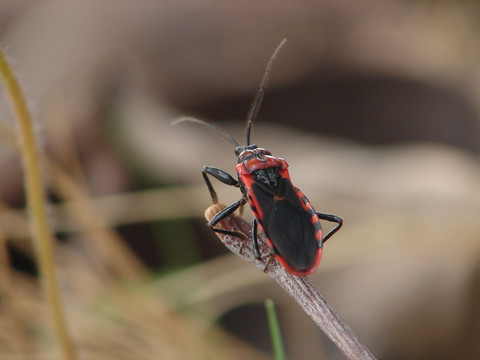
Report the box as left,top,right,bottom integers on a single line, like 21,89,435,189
205,203,377,360
0,119,147,281
0,48,77,360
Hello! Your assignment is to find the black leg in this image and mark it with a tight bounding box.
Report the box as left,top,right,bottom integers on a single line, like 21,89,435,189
252,218,261,260
251,219,276,272
316,212,343,243
211,227,246,239
261,252,276,273
202,166,239,204
208,198,247,239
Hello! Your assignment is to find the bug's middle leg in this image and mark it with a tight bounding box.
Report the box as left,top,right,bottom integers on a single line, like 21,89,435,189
252,218,262,260
252,218,277,273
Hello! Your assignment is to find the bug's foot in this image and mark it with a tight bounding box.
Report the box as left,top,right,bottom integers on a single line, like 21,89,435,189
260,252,276,273
239,238,248,255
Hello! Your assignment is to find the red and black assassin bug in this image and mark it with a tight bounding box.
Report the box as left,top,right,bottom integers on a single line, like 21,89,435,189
175,39,343,276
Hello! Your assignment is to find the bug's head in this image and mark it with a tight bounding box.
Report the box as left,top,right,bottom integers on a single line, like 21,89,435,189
236,146,283,174
236,145,274,164
235,144,257,157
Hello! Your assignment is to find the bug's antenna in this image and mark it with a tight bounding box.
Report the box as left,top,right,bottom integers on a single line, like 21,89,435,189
246,38,287,145
173,117,239,147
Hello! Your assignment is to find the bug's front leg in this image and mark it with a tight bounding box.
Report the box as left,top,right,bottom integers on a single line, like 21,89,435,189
208,197,247,239
202,166,239,204
316,212,343,243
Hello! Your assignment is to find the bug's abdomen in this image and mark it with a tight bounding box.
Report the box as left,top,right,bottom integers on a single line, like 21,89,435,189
267,199,319,271
248,177,323,275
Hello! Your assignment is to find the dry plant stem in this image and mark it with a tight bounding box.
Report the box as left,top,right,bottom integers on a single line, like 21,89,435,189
0,52,76,359
205,204,376,360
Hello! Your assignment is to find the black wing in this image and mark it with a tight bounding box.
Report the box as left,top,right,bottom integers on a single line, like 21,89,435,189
251,178,319,272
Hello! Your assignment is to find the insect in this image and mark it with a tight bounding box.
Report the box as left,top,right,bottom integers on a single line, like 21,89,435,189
175,39,343,276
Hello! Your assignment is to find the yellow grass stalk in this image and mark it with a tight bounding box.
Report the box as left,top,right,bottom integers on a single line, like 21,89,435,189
0,51,76,359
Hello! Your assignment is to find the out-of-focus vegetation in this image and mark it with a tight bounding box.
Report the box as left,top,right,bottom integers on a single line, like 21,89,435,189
0,2,479,359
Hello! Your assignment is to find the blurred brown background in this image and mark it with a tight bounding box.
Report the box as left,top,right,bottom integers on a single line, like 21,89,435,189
0,1,479,359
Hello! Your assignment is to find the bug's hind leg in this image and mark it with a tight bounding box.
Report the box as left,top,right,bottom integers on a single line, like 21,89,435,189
316,212,343,243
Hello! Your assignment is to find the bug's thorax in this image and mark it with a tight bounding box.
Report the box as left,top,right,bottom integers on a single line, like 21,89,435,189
235,145,289,191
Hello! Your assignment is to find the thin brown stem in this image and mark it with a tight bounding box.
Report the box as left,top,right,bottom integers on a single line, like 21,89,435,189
205,204,376,360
